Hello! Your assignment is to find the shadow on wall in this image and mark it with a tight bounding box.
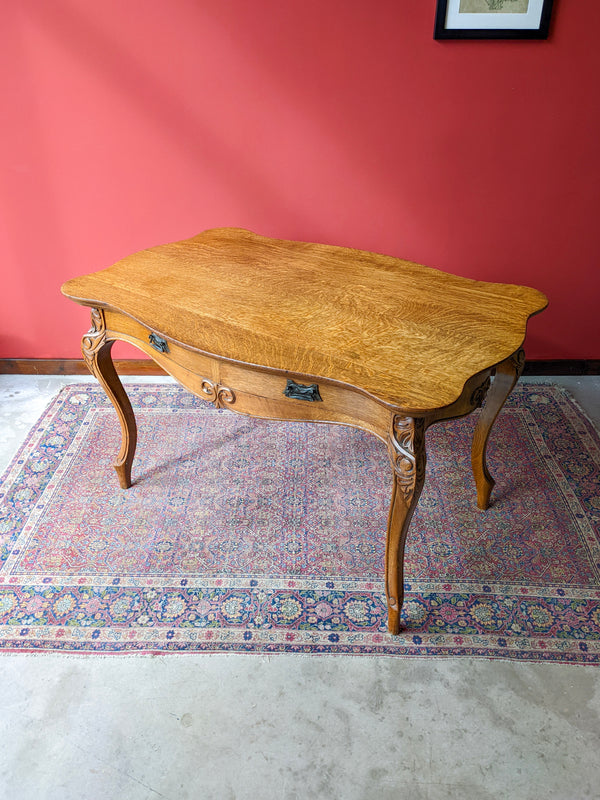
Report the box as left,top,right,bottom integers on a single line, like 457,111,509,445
16,0,328,236
12,0,439,253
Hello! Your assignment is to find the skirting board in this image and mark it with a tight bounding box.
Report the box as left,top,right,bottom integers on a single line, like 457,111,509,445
0,359,166,376
0,359,599,376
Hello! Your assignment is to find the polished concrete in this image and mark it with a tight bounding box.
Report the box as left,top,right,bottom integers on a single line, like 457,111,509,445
0,375,599,800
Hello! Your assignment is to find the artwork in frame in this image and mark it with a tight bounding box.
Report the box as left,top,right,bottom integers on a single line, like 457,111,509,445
434,0,554,40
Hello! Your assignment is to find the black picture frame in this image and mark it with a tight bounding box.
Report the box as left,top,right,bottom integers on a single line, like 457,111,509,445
434,0,554,40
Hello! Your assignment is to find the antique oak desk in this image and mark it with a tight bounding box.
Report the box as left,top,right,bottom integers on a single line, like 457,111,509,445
61,228,547,634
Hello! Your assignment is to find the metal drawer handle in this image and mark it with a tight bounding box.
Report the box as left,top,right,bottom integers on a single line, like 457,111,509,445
283,379,322,402
149,332,169,353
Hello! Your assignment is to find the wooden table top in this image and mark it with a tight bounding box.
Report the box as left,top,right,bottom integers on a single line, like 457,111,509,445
62,228,547,412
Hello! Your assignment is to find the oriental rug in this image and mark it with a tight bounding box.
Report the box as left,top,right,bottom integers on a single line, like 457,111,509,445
0,383,599,663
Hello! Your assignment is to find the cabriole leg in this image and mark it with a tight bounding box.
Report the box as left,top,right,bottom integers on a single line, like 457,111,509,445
386,416,427,634
81,308,137,489
471,348,525,510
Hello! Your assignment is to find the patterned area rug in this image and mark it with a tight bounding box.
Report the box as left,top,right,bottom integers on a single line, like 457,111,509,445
1,383,599,662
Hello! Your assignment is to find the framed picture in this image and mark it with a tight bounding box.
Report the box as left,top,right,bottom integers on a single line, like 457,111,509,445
434,0,554,40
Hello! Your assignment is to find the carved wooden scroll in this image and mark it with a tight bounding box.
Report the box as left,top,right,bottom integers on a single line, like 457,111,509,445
510,348,526,377
199,379,236,409
388,415,426,505
470,376,491,410
81,307,107,369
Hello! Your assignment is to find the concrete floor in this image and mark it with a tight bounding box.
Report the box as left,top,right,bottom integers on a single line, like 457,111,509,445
0,374,599,800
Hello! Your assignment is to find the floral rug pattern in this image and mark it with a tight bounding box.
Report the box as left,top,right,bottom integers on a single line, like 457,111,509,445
0,383,599,662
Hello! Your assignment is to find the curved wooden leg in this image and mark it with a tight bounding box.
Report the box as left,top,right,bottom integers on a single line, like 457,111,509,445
81,308,137,489
471,349,524,510
386,416,427,634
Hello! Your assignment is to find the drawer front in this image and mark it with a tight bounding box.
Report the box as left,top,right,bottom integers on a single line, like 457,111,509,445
104,309,391,440
218,361,390,437
104,309,220,381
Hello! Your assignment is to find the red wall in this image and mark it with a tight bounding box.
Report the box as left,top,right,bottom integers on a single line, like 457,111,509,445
1,0,599,360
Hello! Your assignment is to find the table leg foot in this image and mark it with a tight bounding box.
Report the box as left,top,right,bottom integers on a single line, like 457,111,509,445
81,308,137,489
386,416,427,634
471,349,524,510
387,605,401,636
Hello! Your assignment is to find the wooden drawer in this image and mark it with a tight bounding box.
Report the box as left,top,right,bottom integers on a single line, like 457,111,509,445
104,309,391,440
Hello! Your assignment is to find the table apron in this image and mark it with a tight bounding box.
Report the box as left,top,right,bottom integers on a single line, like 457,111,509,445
103,309,393,441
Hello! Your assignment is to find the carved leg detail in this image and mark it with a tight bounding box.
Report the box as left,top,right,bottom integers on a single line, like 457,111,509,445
82,308,137,489
471,348,525,510
386,416,427,634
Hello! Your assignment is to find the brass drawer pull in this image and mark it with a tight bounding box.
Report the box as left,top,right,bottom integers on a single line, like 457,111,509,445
283,379,322,402
149,332,169,353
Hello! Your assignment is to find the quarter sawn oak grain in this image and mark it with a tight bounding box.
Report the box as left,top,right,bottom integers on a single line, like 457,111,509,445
61,228,548,634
